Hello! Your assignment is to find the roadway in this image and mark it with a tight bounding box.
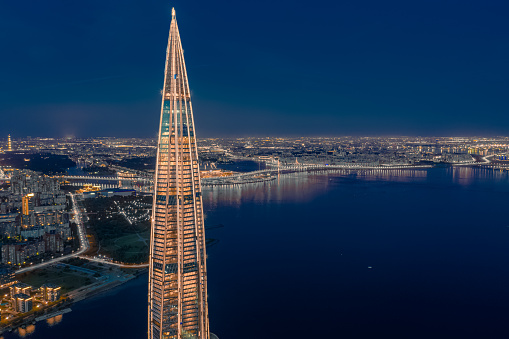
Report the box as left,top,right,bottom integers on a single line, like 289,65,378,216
17,193,90,274
59,157,501,189
61,175,151,182
17,192,147,273
78,255,148,268
62,163,436,185
202,163,434,185
451,155,492,166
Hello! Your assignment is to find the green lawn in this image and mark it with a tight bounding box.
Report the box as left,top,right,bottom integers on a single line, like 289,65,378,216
16,267,93,294
101,231,150,264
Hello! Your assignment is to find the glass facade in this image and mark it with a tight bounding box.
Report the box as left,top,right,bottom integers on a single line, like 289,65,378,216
148,8,209,339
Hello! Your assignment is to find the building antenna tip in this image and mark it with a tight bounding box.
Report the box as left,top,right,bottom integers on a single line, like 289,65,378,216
172,7,176,18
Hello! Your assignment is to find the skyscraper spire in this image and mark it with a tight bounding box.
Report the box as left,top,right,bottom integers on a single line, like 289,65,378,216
148,8,210,339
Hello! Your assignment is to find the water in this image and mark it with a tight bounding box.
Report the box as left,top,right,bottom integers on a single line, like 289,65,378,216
215,160,265,173
0,153,75,175
3,273,148,338
66,166,87,176
5,167,509,338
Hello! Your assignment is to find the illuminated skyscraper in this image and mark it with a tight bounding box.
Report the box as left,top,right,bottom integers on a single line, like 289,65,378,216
7,135,12,151
148,8,210,339
22,193,35,215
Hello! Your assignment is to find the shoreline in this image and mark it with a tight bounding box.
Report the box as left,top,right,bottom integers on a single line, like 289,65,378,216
1,267,147,335
69,267,147,303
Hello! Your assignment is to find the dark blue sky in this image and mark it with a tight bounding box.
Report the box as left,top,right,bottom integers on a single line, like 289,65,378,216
1,0,508,138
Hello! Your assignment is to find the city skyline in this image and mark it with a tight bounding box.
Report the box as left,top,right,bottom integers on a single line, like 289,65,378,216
2,1,509,138
2,2,509,338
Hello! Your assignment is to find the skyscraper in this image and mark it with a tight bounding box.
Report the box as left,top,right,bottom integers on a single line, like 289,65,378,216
7,134,12,151
22,193,35,215
148,8,210,339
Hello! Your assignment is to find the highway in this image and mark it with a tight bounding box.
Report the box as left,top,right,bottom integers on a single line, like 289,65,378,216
451,154,492,166
17,193,90,274
62,163,435,186
61,156,503,191
202,163,434,186
61,175,151,182
16,191,148,272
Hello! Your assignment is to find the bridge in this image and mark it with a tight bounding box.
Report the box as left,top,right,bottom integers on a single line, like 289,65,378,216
61,163,438,189
61,175,151,182
60,174,153,192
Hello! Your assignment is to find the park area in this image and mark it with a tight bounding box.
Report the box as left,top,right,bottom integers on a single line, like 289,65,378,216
16,258,99,294
83,195,151,264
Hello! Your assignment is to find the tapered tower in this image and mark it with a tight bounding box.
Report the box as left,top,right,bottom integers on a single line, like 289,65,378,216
148,8,210,339
7,135,12,151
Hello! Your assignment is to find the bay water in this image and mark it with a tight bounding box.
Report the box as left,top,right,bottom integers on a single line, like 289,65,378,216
5,167,509,338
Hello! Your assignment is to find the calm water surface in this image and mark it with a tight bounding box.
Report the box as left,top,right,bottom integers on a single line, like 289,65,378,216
6,167,509,339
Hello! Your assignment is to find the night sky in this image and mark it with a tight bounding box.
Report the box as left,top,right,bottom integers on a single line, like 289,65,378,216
1,0,508,138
